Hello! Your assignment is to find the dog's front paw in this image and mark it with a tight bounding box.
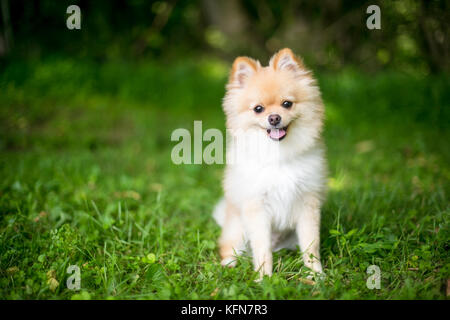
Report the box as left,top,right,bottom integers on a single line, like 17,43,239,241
310,261,323,274
254,271,272,283
220,256,237,268
304,261,324,280
304,271,325,281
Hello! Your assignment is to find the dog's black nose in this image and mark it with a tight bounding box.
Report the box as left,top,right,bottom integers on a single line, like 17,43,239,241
268,114,281,126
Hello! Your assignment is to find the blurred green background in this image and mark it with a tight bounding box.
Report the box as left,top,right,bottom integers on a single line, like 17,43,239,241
0,1,449,299
1,0,449,72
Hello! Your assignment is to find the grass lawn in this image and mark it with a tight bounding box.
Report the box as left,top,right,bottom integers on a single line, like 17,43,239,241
0,57,449,299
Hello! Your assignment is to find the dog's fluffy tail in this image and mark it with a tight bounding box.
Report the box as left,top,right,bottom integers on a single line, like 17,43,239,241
212,197,226,227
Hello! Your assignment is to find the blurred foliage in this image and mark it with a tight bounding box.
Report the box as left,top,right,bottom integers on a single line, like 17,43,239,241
0,0,448,73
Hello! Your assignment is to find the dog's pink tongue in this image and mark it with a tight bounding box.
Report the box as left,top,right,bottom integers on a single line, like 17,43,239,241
269,128,286,140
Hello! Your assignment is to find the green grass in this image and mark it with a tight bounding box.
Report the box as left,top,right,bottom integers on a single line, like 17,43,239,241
0,57,449,299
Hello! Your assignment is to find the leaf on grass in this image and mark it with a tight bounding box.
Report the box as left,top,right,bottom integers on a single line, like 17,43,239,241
346,228,358,237
47,278,59,292
298,278,316,286
210,287,219,297
150,183,163,192
71,291,91,300
143,253,156,264
34,211,48,222
46,269,56,279
329,229,341,236
355,140,374,153
357,242,392,253
6,266,19,275
114,190,141,200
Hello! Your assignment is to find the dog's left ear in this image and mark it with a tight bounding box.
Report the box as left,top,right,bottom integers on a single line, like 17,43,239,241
270,48,305,73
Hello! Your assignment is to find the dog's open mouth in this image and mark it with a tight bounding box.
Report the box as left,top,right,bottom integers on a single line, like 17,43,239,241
267,127,288,141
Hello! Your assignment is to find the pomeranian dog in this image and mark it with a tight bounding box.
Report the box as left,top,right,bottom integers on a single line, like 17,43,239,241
213,48,326,279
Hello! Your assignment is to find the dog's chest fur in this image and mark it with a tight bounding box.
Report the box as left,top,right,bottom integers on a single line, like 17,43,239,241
225,141,325,231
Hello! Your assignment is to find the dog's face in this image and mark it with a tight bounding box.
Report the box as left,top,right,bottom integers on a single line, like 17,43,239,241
223,48,324,152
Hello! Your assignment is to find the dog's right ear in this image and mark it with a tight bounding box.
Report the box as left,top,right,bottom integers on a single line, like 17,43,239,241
229,57,259,88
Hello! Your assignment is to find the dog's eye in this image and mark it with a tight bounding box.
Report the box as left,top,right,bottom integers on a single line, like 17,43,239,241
253,105,264,113
282,100,293,108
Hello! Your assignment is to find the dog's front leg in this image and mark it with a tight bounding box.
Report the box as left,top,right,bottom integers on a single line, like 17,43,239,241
295,194,323,276
219,200,245,267
242,200,272,279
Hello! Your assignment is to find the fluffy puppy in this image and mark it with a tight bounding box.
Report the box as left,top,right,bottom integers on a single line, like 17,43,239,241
213,48,326,279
